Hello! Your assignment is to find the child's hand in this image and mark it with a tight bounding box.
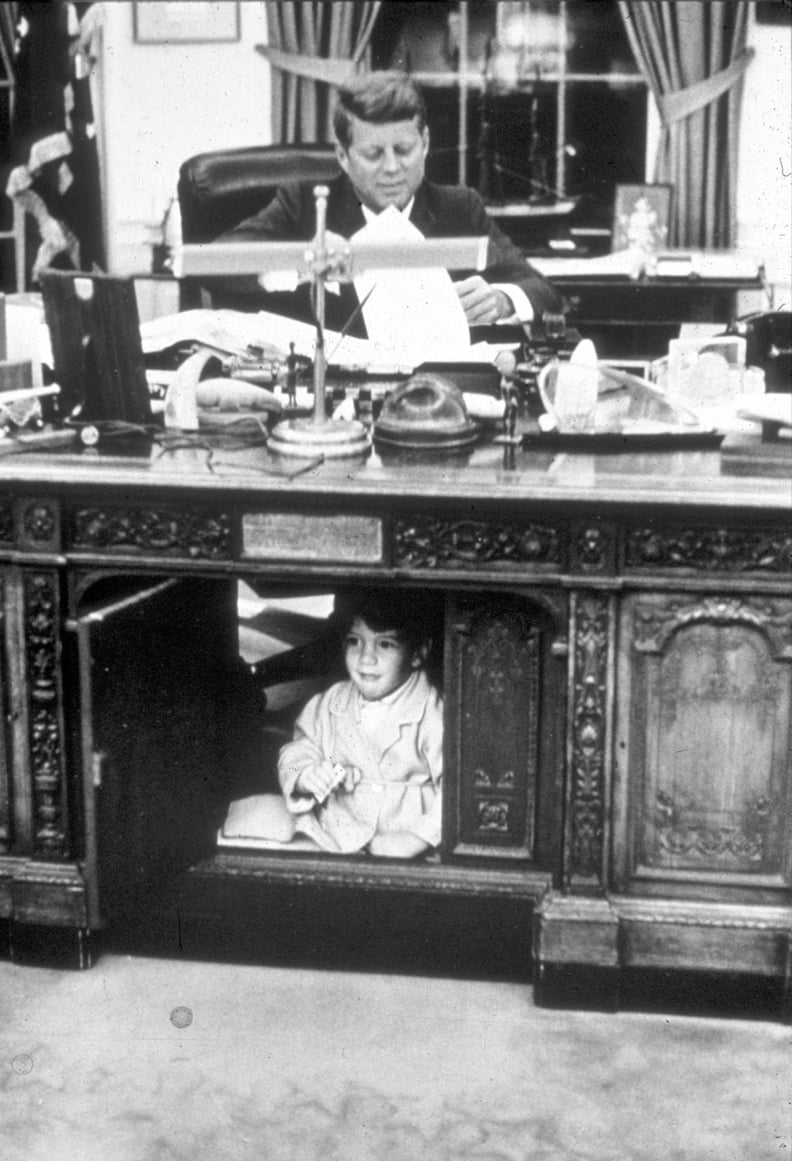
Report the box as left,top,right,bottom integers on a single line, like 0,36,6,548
295,762,360,803
295,760,340,802
339,765,362,794
368,832,430,859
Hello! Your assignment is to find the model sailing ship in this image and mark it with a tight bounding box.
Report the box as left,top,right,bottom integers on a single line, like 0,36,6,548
474,41,577,221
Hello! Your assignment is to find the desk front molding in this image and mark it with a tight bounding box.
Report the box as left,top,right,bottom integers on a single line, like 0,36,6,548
0,495,790,587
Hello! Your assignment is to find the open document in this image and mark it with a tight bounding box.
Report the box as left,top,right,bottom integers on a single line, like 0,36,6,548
162,222,512,369
140,306,510,372
349,205,472,365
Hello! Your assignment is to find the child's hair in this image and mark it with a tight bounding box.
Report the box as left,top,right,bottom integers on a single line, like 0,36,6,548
333,587,442,655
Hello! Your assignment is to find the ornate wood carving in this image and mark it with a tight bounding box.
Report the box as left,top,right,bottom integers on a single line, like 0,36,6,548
13,500,60,551
571,521,613,574
70,506,232,560
23,503,57,546
626,525,792,574
24,572,67,857
654,790,770,868
628,593,792,880
567,591,611,886
633,595,792,660
0,501,13,544
451,599,541,856
394,515,565,570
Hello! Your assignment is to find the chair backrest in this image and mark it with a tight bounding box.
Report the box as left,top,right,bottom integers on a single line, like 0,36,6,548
177,144,340,244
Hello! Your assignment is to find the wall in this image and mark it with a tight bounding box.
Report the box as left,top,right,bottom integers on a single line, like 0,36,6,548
737,8,791,308
97,1,271,275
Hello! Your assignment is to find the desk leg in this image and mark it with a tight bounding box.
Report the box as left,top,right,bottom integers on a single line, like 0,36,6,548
9,920,98,970
782,935,792,1025
534,962,620,1012
533,895,621,1012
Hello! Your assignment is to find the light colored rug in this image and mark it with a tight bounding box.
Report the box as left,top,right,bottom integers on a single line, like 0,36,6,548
1,954,789,1161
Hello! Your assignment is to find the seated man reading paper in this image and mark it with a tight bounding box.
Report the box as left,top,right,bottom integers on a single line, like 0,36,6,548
212,71,562,338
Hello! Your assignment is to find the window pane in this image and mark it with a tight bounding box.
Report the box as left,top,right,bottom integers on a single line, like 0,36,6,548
564,83,647,203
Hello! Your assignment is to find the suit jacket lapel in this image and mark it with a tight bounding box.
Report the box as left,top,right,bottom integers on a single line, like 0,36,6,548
409,182,438,237
327,175,366,237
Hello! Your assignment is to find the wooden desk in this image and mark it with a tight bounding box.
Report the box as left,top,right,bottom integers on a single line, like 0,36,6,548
0,430,789,1012
547,274,764,358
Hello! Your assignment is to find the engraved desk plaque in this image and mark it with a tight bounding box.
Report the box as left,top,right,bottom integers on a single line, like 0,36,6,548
242,512,383,564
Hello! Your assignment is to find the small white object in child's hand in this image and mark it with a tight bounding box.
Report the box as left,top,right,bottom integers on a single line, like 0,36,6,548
316,763,347,804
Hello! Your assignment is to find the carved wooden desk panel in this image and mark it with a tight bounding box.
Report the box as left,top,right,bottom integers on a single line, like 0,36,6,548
0,440,789,1011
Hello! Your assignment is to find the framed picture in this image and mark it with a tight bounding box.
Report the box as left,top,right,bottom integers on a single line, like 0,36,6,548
611,184,673,253
133,2,240,45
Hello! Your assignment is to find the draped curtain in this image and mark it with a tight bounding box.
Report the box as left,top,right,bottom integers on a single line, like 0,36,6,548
261,2,382,144
0,3,18,141
618,1,753,249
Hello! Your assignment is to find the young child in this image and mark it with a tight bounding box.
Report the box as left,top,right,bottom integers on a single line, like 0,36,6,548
275,588,443,858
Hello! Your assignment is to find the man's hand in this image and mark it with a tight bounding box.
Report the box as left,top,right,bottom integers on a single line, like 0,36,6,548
455,276,511,325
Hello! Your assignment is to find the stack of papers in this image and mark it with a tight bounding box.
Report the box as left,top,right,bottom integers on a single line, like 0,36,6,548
140,308,515,371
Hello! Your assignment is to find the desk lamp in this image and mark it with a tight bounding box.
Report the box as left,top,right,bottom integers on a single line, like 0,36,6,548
175,186,487,457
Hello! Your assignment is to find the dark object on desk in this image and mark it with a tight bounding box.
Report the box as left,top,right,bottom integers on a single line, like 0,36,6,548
374,373,480,450
521,429,724,453
417,361,499,395
721,394,792,477
40,270,152,427
728,311,792,393
552,273,761,360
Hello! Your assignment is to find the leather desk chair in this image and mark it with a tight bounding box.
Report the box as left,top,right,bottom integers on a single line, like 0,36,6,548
177,144,339,307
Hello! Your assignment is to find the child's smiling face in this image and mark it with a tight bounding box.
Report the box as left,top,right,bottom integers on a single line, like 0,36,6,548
343,616,421,702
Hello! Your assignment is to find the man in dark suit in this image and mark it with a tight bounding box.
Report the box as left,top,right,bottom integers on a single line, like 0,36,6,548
218,71,562,338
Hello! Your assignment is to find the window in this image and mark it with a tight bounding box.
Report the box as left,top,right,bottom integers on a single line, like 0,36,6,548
372,1,648,243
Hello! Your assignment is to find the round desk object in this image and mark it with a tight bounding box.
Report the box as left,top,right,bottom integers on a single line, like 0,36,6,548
373,373,480,450
267,416,370,458
736,393,792,442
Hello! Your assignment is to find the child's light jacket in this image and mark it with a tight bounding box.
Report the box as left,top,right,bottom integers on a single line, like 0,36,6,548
278,670,443,853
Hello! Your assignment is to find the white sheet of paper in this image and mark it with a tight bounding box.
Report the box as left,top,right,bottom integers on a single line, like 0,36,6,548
351,207,471,364
139,308,515,372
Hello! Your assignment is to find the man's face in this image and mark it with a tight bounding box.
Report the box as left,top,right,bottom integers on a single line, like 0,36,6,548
335,115,429,213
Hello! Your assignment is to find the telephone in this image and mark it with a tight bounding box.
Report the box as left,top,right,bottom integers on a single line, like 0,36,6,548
727,310,791,392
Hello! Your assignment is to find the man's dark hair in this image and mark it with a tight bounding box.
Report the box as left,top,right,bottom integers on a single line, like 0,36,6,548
333,71,427,149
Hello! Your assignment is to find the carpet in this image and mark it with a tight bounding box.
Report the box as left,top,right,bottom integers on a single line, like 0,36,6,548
1,954,789,1161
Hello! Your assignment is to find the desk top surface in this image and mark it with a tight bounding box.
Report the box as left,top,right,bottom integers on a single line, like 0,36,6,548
0,428,788,515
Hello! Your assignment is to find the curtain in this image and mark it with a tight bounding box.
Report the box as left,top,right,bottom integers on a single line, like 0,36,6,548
0,3,18,147
261,2,382,144
3,1,105,286
618,1,753,249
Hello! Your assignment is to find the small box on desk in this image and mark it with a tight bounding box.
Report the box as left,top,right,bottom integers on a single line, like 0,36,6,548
39,270,153,427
